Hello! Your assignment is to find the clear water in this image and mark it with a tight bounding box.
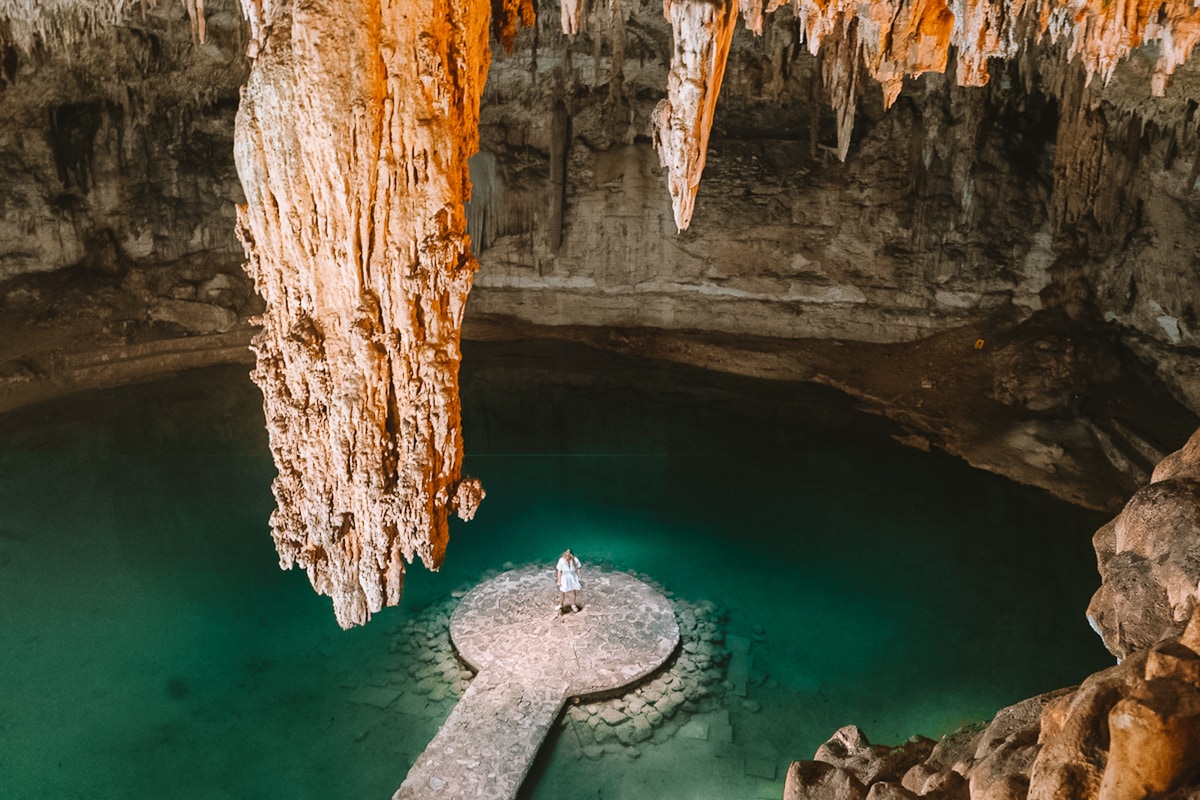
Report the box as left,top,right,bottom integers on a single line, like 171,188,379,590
0,341,1111,799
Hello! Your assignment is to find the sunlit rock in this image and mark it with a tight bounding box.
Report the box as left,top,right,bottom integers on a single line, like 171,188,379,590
234,0,511,628
653,0,739,233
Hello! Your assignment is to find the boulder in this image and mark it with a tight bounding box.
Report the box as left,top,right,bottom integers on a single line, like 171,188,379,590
901,763,939,794
783,761,867,800
967,736,1038,800
815,725,872,764
1145,639,1200,685
974,688,1074,761
815,726,935,784
1028,655,1148,800
864,782,918,800
924,722,985,775
1088,430,1200,659
1152,428,1200,484
1096,679,1200,800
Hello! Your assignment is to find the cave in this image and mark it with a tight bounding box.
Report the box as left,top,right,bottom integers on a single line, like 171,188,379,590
3,1,1200,799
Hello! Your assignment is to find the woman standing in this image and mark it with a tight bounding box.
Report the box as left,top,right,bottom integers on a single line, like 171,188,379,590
556,549,583,612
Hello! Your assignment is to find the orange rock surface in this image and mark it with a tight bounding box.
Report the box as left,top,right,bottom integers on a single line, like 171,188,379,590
234,0,509,628
659,0,1200,229
653,0,740,232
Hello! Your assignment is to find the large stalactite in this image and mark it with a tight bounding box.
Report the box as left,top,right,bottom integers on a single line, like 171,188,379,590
234,0,501,629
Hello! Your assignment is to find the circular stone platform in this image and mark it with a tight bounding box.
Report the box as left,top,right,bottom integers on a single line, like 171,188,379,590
450,565,680,697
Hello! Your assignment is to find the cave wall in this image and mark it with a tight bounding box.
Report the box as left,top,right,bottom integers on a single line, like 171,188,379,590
0,2,1197,366
465,3,1200,367
0,0,253,339
0,1,1197,505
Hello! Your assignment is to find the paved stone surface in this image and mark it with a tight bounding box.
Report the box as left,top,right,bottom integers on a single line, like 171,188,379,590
394,566,679,799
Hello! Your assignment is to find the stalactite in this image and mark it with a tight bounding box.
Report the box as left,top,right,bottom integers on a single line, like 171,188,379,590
653,0,739,232
821,18,862,163
181,0,207,44
653,0,1200,228
740,0,764,35
234,0,528,629
493,0,535,52
562,0,585,35
610,0,626,108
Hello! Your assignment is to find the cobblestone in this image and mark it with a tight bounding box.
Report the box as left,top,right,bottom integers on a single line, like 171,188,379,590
394,566,678,799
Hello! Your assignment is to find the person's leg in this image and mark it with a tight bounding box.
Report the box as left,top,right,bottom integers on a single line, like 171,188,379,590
570,590,580,611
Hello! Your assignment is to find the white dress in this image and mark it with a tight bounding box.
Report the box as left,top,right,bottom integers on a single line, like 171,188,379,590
557,556,582,592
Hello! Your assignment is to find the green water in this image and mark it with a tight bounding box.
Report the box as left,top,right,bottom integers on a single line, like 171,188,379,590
0,341,1111,799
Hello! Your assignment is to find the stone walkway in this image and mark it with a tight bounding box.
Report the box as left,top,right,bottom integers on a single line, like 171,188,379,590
394,566,680,799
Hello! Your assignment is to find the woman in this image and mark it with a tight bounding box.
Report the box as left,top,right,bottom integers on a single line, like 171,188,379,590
556,549,583,612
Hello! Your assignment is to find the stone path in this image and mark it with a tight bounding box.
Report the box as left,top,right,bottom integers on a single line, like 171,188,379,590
394,566,680,799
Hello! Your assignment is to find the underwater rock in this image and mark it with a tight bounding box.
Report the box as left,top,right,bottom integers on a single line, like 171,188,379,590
567,597,731,753
387,576,738,762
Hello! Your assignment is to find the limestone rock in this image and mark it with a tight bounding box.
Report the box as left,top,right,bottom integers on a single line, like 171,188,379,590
991,334,1119,412
968,736,1038,800
864,782,917,800
1098,679,1200,800
1027,661,1130,800
148,298,238,334
974,688,1075,761
814,725,872,764
653,0,739,232
234,0,527,628
1153,428,1200,484
651,0,1200,226
1088,428,1200,658
1146,640,1200,685
791,604,1200,800
814,726,935,785
783,761,867,800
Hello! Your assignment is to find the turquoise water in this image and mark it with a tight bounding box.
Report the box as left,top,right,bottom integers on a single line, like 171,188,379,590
0,341,1111,799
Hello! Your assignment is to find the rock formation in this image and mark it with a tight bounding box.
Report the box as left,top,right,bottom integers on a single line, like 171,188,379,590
3,0,1200,621
234,0,518,628
650,0,1200,231
785,428,1200,799
785,610,1200,800
653,0,740,232
1089,426,1200,660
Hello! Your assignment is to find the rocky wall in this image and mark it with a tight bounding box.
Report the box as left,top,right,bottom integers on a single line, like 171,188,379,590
0,2,1197,386
467,4,1200,367
0,1,1198,515
0,0,246,283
